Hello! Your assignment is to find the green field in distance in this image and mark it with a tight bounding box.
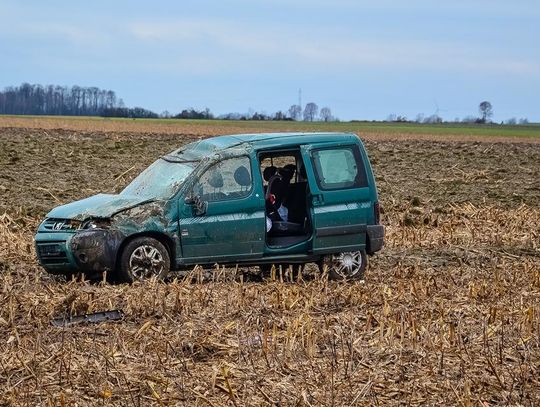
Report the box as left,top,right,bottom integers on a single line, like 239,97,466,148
1,114,539,138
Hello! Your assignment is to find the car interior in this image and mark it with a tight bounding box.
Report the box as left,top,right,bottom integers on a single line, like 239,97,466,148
259,151,312,248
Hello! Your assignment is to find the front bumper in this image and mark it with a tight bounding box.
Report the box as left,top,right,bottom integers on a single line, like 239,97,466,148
35,229,124,276
366,225,385,255
35,232,78,274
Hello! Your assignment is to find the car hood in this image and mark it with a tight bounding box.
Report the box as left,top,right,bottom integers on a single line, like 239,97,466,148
46,193,154,220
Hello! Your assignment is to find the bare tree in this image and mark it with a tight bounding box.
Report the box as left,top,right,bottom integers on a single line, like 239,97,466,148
303,102,318,121
479,101,493,123
320,107,332,122
273,111,287,120
424,114,442,124
288,104,301,121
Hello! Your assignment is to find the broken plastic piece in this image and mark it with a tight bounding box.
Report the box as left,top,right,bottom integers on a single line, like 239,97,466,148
51,310,124,327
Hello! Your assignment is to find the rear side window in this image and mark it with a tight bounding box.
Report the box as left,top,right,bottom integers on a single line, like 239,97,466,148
311,145,367,190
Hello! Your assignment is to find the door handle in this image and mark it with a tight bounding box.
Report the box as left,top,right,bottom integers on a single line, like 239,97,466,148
312,194,324,205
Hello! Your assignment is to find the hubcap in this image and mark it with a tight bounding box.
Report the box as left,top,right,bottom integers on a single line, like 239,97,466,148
129,245,165,279
330,251,363,278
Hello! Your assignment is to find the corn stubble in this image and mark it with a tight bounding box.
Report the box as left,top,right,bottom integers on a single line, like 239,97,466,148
0,124,539,405
1,201,539,406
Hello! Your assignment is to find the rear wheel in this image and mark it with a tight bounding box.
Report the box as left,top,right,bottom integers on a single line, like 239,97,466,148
118,237,170,282
320,250,367,281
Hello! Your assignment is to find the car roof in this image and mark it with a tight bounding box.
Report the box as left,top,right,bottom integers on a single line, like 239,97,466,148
169,132,359,160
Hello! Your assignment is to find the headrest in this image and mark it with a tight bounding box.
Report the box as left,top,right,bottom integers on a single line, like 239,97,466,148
280,164,296,181
234,165,251,187
207,171,224,188
263,166,277,181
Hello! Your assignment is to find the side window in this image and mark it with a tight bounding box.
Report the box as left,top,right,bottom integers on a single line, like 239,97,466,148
311,146,367,190
195,156,252,202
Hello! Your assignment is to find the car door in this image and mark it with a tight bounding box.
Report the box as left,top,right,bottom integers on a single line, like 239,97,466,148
300,143,372,254
178,155,266,264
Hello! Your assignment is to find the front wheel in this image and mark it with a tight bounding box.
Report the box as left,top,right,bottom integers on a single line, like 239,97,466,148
118,237,170,282
320,250,367,281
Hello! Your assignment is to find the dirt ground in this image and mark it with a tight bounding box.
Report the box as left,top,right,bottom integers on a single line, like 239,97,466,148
0,125,539,405
1,127,539,217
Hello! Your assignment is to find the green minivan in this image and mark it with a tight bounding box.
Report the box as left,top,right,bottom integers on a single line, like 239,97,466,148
35,132,384,281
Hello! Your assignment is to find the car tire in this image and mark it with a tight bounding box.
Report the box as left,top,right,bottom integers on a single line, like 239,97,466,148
118,237,170,283
320,250,367,281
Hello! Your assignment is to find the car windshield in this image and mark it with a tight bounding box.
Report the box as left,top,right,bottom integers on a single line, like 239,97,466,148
121,158,195,200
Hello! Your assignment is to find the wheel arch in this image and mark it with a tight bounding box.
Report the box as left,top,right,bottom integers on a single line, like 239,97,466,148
365,225,385,255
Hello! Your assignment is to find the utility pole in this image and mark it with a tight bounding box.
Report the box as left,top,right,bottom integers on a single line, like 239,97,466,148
298,88,302,111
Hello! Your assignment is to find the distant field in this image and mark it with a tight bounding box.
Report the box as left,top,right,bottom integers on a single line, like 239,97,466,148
0,115,539,141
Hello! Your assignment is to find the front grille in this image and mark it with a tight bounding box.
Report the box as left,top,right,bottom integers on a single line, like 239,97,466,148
42,219,79,232
37,242,69,264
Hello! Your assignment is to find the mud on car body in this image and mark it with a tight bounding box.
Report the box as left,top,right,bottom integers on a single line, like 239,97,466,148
35,132,384,282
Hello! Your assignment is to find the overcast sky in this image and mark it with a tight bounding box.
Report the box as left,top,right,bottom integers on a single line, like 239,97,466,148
0,0,538,121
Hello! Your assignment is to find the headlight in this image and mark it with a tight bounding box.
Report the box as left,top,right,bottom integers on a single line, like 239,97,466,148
82,218,111,230
65,220,82,230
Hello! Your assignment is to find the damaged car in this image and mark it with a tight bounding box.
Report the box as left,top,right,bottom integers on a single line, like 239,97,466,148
35,132,384,282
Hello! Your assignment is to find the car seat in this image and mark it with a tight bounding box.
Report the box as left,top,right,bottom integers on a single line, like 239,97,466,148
283,162,309,226
233,165,251,195
263,166,283,220
263,166,277,184
204,170,226,201
267,164,304,236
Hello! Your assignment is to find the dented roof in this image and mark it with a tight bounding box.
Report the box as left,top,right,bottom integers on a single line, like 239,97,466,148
169,132,359,160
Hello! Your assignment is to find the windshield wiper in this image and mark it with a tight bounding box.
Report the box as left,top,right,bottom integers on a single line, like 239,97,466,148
161,155,200,164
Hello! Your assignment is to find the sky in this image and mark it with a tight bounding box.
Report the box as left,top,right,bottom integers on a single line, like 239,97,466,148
0,0,539,122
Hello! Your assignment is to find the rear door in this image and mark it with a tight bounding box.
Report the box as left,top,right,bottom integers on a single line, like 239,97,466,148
300,143,372,254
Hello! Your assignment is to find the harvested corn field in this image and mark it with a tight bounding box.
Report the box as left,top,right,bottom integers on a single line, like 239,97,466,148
0,121,539,405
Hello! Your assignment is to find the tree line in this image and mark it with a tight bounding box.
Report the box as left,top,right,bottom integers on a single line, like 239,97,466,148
0,83,338,121
216,102,334,122
387,101,529,125
4,83,529,124
0,83,118,116
0,83,158,118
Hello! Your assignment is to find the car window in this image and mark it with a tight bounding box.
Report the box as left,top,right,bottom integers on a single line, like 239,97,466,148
121,158,195,199
311,146,367,190
194,156,252,202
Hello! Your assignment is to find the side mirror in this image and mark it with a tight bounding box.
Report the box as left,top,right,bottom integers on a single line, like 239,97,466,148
194,200,208,216
185,194,207,216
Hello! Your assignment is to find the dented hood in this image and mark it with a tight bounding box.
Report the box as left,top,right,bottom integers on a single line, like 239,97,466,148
46,193,153,220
